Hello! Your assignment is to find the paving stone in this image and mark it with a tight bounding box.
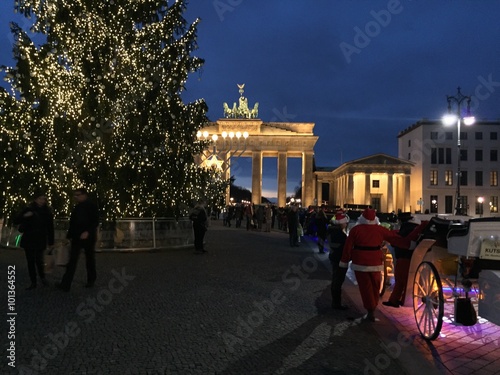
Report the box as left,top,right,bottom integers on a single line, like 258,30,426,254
2,220,499,374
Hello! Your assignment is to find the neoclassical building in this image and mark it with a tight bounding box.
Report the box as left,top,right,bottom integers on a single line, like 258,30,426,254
315,154,414,213
198,118,318,208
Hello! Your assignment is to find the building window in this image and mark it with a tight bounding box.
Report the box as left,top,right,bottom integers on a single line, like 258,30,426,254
475,132,483,140
408,139,411,147
445,196,453,214
475,149,483,162
371,197,381,211
430,170,438,185
372,180,380,188
460,171,468,186
431,148,452,165
445,132,453,140
459,196,468,215
475,171,483,186
491,149,498,162
430,132,438,140
491,132,497,140
475,197,485,215
460,131,468,140
430,195,438,214
446,148,451,164
491,171,498,186
438,148,444,164
445,170,453,186
491,196,499,213
460,149,467,161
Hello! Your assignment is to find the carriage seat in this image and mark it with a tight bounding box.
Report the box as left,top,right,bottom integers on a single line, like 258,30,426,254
420,217,466,248
448,217,500,257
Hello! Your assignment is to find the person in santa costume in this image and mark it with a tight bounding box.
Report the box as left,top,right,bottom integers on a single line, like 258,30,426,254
339,208,422,321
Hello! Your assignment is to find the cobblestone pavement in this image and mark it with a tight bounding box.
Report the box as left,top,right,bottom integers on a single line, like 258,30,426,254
0,220,452,374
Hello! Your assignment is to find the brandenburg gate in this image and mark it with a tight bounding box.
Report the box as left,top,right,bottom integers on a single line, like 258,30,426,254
197,85,318,208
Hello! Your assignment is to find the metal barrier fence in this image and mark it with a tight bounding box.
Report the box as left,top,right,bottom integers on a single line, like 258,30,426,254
0,218,194,252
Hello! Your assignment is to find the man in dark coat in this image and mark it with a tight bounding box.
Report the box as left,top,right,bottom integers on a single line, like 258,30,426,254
328,210,349,309
14,192,55,290
287,204,299,247
190,199,208,253
57,188,99,291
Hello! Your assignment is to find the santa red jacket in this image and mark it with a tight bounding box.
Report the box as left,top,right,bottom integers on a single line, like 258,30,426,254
339,222,427,272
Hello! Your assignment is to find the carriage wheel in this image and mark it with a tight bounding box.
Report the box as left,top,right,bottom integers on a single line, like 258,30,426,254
413,261,444,340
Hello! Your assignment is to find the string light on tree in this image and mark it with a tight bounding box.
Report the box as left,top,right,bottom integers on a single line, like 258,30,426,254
0,0,219,220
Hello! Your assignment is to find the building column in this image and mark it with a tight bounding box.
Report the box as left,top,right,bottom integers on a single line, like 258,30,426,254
365,173,371,205
316,179,323,206
347,173,354,204
302,152,314,207
340,176,345,208
277,152,287,208
224,154,231,206
387,172,394,213
251,151,262,205
405,174,411,212
329,182,335,207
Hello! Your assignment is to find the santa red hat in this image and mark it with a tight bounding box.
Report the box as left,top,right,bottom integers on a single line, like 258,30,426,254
361,208,377,223
332,211,349,224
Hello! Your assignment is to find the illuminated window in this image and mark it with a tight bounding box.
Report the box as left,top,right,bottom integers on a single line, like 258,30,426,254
445,170,453,186
430,170,438,185
490,196,499,213
491,171,498,187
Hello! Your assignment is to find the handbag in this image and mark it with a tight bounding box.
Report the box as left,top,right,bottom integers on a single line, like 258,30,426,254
44,251,55,274
55,243,70,266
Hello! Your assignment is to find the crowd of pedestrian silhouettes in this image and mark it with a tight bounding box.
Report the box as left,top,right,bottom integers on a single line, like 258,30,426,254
14,188,99,292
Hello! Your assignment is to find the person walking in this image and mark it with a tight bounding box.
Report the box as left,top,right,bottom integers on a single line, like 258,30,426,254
316,207,329,253
328,210,349,310
244,203,253,231
57,188,99,291
14,191,55,290
287,204,299,247
339,208,413,322
264,204,272,232
190,199,208,254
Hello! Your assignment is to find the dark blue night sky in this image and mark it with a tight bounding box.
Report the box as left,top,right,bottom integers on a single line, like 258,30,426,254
2,1,500,197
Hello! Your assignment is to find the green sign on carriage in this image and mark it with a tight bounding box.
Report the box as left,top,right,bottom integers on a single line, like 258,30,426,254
480,238,500,260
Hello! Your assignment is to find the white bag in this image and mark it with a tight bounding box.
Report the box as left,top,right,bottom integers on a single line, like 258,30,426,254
44,253,55,274
55,243,70,266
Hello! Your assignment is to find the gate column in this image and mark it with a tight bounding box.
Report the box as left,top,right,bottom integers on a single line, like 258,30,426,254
277,152,287,208
302,152,314,207
251,151,263,205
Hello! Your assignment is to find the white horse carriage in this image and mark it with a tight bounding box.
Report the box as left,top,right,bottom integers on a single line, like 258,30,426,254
399,216,500,340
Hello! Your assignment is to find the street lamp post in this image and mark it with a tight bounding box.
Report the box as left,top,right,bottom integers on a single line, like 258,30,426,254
442,87,475,215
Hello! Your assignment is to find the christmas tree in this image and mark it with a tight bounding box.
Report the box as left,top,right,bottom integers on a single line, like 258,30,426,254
0,0,217,220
